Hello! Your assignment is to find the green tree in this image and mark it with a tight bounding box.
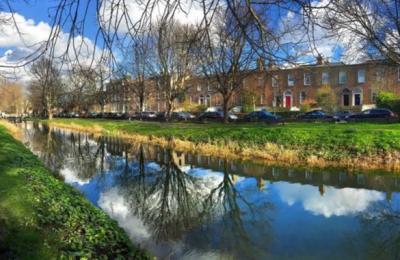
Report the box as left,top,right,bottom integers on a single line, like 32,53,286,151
376,91,400,114
316,85,337,112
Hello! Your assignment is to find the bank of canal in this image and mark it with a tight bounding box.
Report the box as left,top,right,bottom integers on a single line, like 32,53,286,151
45,118,400,172
18,121,400,259
0,122,150,259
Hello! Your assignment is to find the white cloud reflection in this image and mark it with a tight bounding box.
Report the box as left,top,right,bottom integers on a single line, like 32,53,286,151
275,182,384,217
59,167,90,185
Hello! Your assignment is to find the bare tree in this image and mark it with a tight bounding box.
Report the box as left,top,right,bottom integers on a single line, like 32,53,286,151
119,34,155,114
154,20,200,120
29,57,62,119
69,66,98,112
200,6,256,123
0,82,26,114
317,0,400,64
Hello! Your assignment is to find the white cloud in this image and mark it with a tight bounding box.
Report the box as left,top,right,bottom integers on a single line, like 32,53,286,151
275,182,384,218
100,0,205,34
0,12,101,82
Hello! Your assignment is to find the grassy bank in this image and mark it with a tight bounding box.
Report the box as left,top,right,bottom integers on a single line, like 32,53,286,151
44,118,400,171
0,122,150,259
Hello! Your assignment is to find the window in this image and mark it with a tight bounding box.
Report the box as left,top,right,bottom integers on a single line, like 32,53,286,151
258,76,264,87
273,96,282,107
242,78,247,87
375,68,385,81
304,72,311,86
339,71,347,84
272,75,279,88
372,92,377,103
206,95,211,107
207,83,211,92
260,94,264,104
197,85,201,91
398,67,400,81
357,69,365,83
299,91,306,104
321,71,329,85
288,74,295,86
199,95,204,105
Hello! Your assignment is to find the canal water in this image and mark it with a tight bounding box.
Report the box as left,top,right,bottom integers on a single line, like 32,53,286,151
20,122,400,259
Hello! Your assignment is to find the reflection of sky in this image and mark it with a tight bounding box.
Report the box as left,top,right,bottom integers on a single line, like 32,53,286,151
21,124,400,259
273,182,385,217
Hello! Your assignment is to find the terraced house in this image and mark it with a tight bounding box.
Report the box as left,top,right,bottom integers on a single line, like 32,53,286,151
103,57,400,113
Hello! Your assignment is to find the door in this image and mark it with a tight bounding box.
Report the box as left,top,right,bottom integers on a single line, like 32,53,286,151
343,94,350,106
285,96,291,108
354,94,361,106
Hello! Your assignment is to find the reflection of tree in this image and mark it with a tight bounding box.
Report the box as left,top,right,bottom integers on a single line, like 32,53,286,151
360,202,400,259
23,123,117,183
117,149,273,258
200,160,273,258
117,147,205,241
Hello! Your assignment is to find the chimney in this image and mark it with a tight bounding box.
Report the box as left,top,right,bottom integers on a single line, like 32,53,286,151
316,54,323,65
257,57,265,71
267,59,275,70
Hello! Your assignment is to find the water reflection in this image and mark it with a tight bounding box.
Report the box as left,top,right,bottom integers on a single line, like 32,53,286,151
20,122,400,259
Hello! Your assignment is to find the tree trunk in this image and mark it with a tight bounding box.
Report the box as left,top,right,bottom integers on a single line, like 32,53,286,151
46,98,53,120
165,99,173,122
223,97,229,124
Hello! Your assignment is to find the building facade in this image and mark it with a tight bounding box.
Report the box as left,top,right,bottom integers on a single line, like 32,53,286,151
104,59,400,113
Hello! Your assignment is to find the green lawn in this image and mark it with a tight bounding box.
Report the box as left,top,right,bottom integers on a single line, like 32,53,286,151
46,118,400,160
0,124,149,259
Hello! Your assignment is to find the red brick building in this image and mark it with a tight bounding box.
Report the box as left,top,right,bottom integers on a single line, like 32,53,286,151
104,59,400,113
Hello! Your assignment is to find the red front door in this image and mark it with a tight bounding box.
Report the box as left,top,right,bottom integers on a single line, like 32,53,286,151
285,96,291,108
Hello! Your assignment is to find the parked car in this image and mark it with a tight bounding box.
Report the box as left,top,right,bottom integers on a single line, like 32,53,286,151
297,110,333,121
172,112,196,121
67,112,80,118
333,111,354,121
347,108,398,122
244,110,281,123
198,111,238,122
88,112,103,118
140,111,157,120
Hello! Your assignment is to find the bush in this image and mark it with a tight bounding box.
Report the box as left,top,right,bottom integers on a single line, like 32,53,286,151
376,91,400,114
316,85,337,112
300,98,317,112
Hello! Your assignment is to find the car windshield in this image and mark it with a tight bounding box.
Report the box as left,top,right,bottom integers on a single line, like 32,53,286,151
261,111,273,116
362,110,371,114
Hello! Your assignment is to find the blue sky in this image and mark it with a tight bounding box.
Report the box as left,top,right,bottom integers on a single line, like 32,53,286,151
0,0,355,81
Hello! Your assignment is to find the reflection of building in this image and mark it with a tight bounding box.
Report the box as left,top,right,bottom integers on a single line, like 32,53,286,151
102,58,400,112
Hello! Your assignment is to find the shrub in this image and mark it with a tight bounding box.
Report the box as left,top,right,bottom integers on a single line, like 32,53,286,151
376,91,400,114
300,98,317,112
242,90,258,113
316,85,337,112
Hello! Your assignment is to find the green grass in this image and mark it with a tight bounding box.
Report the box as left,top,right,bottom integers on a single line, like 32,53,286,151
0,125,150,259
46,118,400,160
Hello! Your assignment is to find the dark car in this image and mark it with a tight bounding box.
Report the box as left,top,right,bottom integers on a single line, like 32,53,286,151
298,110,333,121
333,111,354,121
198,111,223,122
347,108,398,122
244,110,281,123
198,111,238,122
140,111,157,120
172,112,196,121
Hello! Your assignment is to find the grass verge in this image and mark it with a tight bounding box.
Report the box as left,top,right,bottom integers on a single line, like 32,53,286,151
44,118,400,171
0,121,150,259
